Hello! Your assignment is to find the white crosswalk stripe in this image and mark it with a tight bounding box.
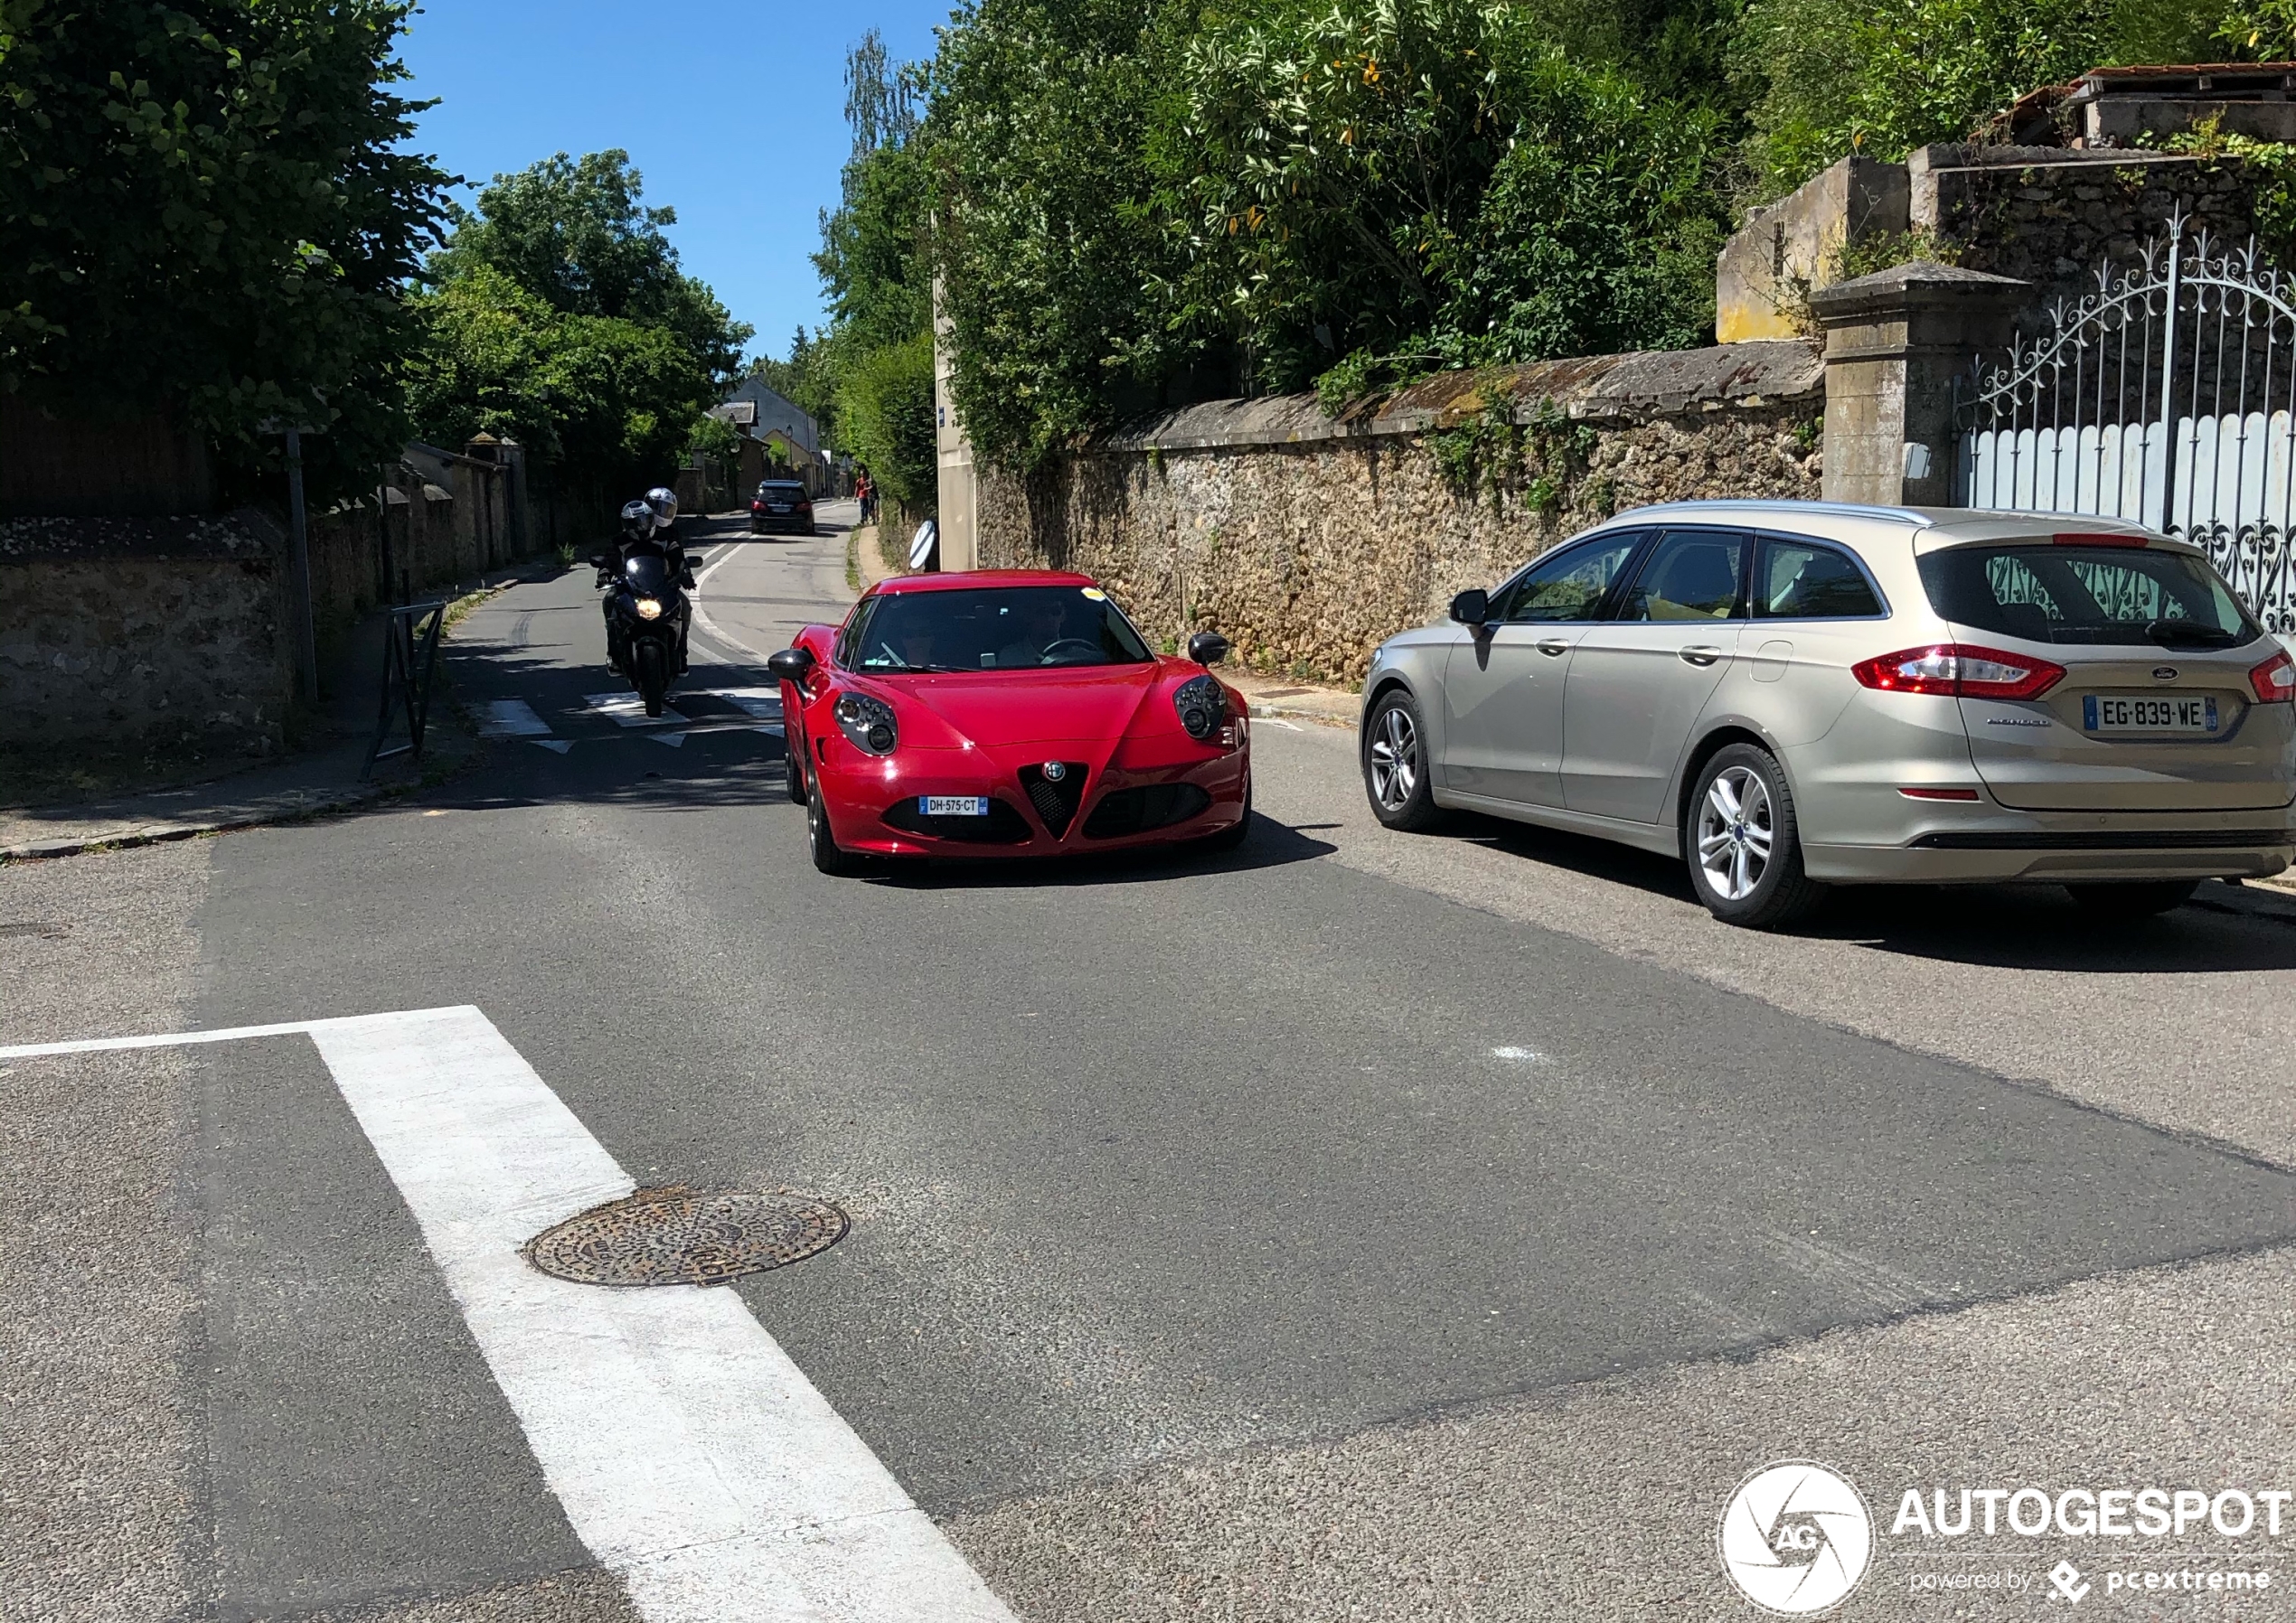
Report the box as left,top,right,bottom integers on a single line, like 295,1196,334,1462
4,1008,1018,1623
476,699,554,737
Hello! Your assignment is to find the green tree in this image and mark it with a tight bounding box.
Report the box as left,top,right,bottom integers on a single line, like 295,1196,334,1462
807,31,941,508
927,0,1191,471
407,264,710,505
1160,0,1725,396
0,0,451,500
433,150,752,389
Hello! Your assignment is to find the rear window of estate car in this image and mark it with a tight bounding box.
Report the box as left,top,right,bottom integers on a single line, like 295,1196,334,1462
1917,542,2257,645
841,586,1153,671
759,483,806,494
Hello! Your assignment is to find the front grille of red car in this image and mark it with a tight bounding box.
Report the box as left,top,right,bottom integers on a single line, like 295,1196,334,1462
1081,783,1212,839
1018,764,1087,838
880,797,1033,844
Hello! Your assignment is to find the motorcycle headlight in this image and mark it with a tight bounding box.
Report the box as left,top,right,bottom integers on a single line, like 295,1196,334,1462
635,597,663,621
834,691,899,755
1174,673,1227,742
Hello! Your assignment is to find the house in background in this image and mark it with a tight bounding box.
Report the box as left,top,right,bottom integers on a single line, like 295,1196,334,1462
708,378,833,498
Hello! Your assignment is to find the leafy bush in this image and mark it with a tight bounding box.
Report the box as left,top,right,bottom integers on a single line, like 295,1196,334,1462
836,333,938,516
1732,0,2233,198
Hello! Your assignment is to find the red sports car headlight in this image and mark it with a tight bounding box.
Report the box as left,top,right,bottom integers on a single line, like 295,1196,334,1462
1174,674,1227,741
833,691,898,755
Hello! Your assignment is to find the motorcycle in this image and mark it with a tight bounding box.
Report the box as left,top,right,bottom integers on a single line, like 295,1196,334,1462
592,530,694,718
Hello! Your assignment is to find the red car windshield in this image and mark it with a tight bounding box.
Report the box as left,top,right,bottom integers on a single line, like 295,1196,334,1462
842,586,1154,672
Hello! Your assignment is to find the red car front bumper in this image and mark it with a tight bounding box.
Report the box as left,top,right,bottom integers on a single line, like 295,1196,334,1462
810,733,1249,857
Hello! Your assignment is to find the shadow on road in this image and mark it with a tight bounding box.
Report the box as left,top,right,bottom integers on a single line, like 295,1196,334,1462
1446,810,2296,973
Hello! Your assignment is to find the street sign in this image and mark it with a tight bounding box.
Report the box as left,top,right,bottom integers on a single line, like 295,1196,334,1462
908,520,938,571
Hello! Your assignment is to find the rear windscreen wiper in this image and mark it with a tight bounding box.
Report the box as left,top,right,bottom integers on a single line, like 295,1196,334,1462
2146,617,2243,647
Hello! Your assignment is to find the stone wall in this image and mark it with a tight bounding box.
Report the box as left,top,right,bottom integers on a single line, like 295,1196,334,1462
1913,145,2260,308
1717,147,2266,344
979,341,1823,686
0,512,293,752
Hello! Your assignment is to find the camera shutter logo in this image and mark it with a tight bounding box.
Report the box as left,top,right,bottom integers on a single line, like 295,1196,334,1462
1718,1460,1875,1615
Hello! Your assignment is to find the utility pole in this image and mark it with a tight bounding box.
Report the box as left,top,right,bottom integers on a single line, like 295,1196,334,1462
283,427,320,702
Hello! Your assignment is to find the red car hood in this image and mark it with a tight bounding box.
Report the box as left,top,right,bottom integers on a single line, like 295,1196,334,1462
897,666,1164,748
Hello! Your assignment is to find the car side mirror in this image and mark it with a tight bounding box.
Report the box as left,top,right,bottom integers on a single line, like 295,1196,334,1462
1187,631,1230,666
1449,588,1491,626
767,647,815,683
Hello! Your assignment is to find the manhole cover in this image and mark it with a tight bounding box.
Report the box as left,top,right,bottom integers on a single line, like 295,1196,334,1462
522,1185,847,1287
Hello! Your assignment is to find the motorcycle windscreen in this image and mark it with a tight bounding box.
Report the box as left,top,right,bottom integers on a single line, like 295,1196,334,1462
624,553,671,596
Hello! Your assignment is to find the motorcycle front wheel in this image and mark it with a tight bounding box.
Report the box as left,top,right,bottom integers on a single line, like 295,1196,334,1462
635,641,668,718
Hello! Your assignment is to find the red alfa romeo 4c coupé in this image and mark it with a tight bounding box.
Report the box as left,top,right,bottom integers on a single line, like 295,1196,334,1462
767,571,1252,873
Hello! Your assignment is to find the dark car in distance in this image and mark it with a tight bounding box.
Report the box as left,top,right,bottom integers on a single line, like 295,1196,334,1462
750,480,817,537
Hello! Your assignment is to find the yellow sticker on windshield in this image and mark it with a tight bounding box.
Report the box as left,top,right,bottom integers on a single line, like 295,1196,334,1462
1080,587,1106,600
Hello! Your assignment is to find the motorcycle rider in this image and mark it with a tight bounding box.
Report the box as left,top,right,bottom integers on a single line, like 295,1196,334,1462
641,487,694,673
598,498,655,675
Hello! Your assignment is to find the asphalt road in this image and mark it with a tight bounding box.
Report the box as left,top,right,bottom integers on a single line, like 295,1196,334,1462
9,502,2296,1621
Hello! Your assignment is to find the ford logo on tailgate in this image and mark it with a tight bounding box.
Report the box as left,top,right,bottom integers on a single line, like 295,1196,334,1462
2153,666,2178,680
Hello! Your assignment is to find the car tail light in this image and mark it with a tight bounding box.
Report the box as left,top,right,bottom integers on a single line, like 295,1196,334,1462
2252,650,2296,703
1851,643,2066,700
2052,531,2151,548
1898,786,1981,801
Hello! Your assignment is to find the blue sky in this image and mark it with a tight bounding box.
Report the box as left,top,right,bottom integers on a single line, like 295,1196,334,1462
395,1,953,367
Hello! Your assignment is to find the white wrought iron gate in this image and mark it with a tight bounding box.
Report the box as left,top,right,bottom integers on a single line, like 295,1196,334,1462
1956,217,2296,634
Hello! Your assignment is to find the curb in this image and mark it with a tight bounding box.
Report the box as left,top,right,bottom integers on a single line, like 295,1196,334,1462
1247,701,1354,728
0,783,391,863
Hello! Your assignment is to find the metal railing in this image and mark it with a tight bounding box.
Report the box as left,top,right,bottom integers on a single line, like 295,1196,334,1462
1955,215,2296,633
362,600,447,779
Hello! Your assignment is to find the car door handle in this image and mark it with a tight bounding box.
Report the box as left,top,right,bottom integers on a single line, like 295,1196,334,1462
1678,645,1723,667
1536,639,1571,657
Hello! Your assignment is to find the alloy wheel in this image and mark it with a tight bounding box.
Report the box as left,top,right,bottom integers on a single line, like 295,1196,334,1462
1697,765,1774,901
1369,705,1418,811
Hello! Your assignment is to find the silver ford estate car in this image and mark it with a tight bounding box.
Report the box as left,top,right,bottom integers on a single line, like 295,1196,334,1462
1358,501,2296,928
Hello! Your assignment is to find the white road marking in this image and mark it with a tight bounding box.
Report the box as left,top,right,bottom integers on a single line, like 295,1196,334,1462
1255,716,1305,731
584,693,689,727
689,548,773,663
2,1007,1016,1623
532,739,575,755
1491,1046,1553,1064
700,686,785,720
0,1016,350,1059
477,699,555,737
646,731,688,748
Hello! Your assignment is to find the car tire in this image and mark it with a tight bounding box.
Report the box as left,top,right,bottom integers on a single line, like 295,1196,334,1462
1200,772,1252,852
1685,743,1827,930
2065,880,2197,918
1362,689,1444,831
807,777,863,876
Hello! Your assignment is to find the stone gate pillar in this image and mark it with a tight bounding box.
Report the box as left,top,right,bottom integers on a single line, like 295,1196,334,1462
1810,262,2028,507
